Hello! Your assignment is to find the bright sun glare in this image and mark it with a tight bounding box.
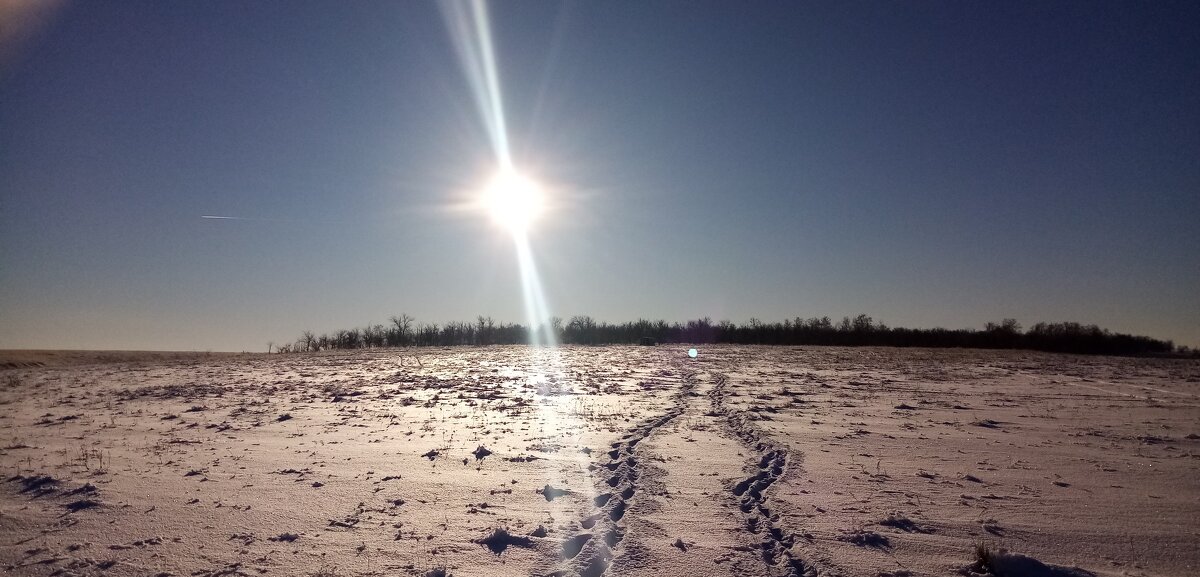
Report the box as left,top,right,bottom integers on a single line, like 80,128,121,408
483,170,545,233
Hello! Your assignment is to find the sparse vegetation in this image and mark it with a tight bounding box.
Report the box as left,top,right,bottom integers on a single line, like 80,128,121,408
972,541,996,572
965,544,1099,577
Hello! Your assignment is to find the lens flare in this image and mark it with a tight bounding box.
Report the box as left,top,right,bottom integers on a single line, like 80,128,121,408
439,0,511,168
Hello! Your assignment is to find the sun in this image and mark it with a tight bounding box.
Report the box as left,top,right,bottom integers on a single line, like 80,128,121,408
482,169,546,234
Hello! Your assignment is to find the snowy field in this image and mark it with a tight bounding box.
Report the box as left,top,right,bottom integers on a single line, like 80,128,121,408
1,346,1197,577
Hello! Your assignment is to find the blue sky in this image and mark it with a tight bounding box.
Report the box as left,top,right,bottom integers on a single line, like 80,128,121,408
2,1,1197,351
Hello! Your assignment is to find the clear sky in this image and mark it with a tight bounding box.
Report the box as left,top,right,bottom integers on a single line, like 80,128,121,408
1,1,1197,351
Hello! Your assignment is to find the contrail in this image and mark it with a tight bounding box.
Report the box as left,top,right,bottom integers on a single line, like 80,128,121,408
200,215,296,223
199,214,362,225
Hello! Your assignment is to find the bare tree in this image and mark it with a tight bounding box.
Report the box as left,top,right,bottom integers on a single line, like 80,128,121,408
389,314,414,347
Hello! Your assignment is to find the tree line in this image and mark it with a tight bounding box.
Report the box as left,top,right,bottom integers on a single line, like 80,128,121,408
271,314,1188,357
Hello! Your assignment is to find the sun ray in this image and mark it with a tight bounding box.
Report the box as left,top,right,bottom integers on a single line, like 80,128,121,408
439,3,597,526
439,0,511,168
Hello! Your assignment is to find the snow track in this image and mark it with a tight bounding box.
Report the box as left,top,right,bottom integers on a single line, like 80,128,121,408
709,373,821,577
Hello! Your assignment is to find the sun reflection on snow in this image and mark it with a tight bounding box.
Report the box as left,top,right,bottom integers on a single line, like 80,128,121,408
440,0,593,509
